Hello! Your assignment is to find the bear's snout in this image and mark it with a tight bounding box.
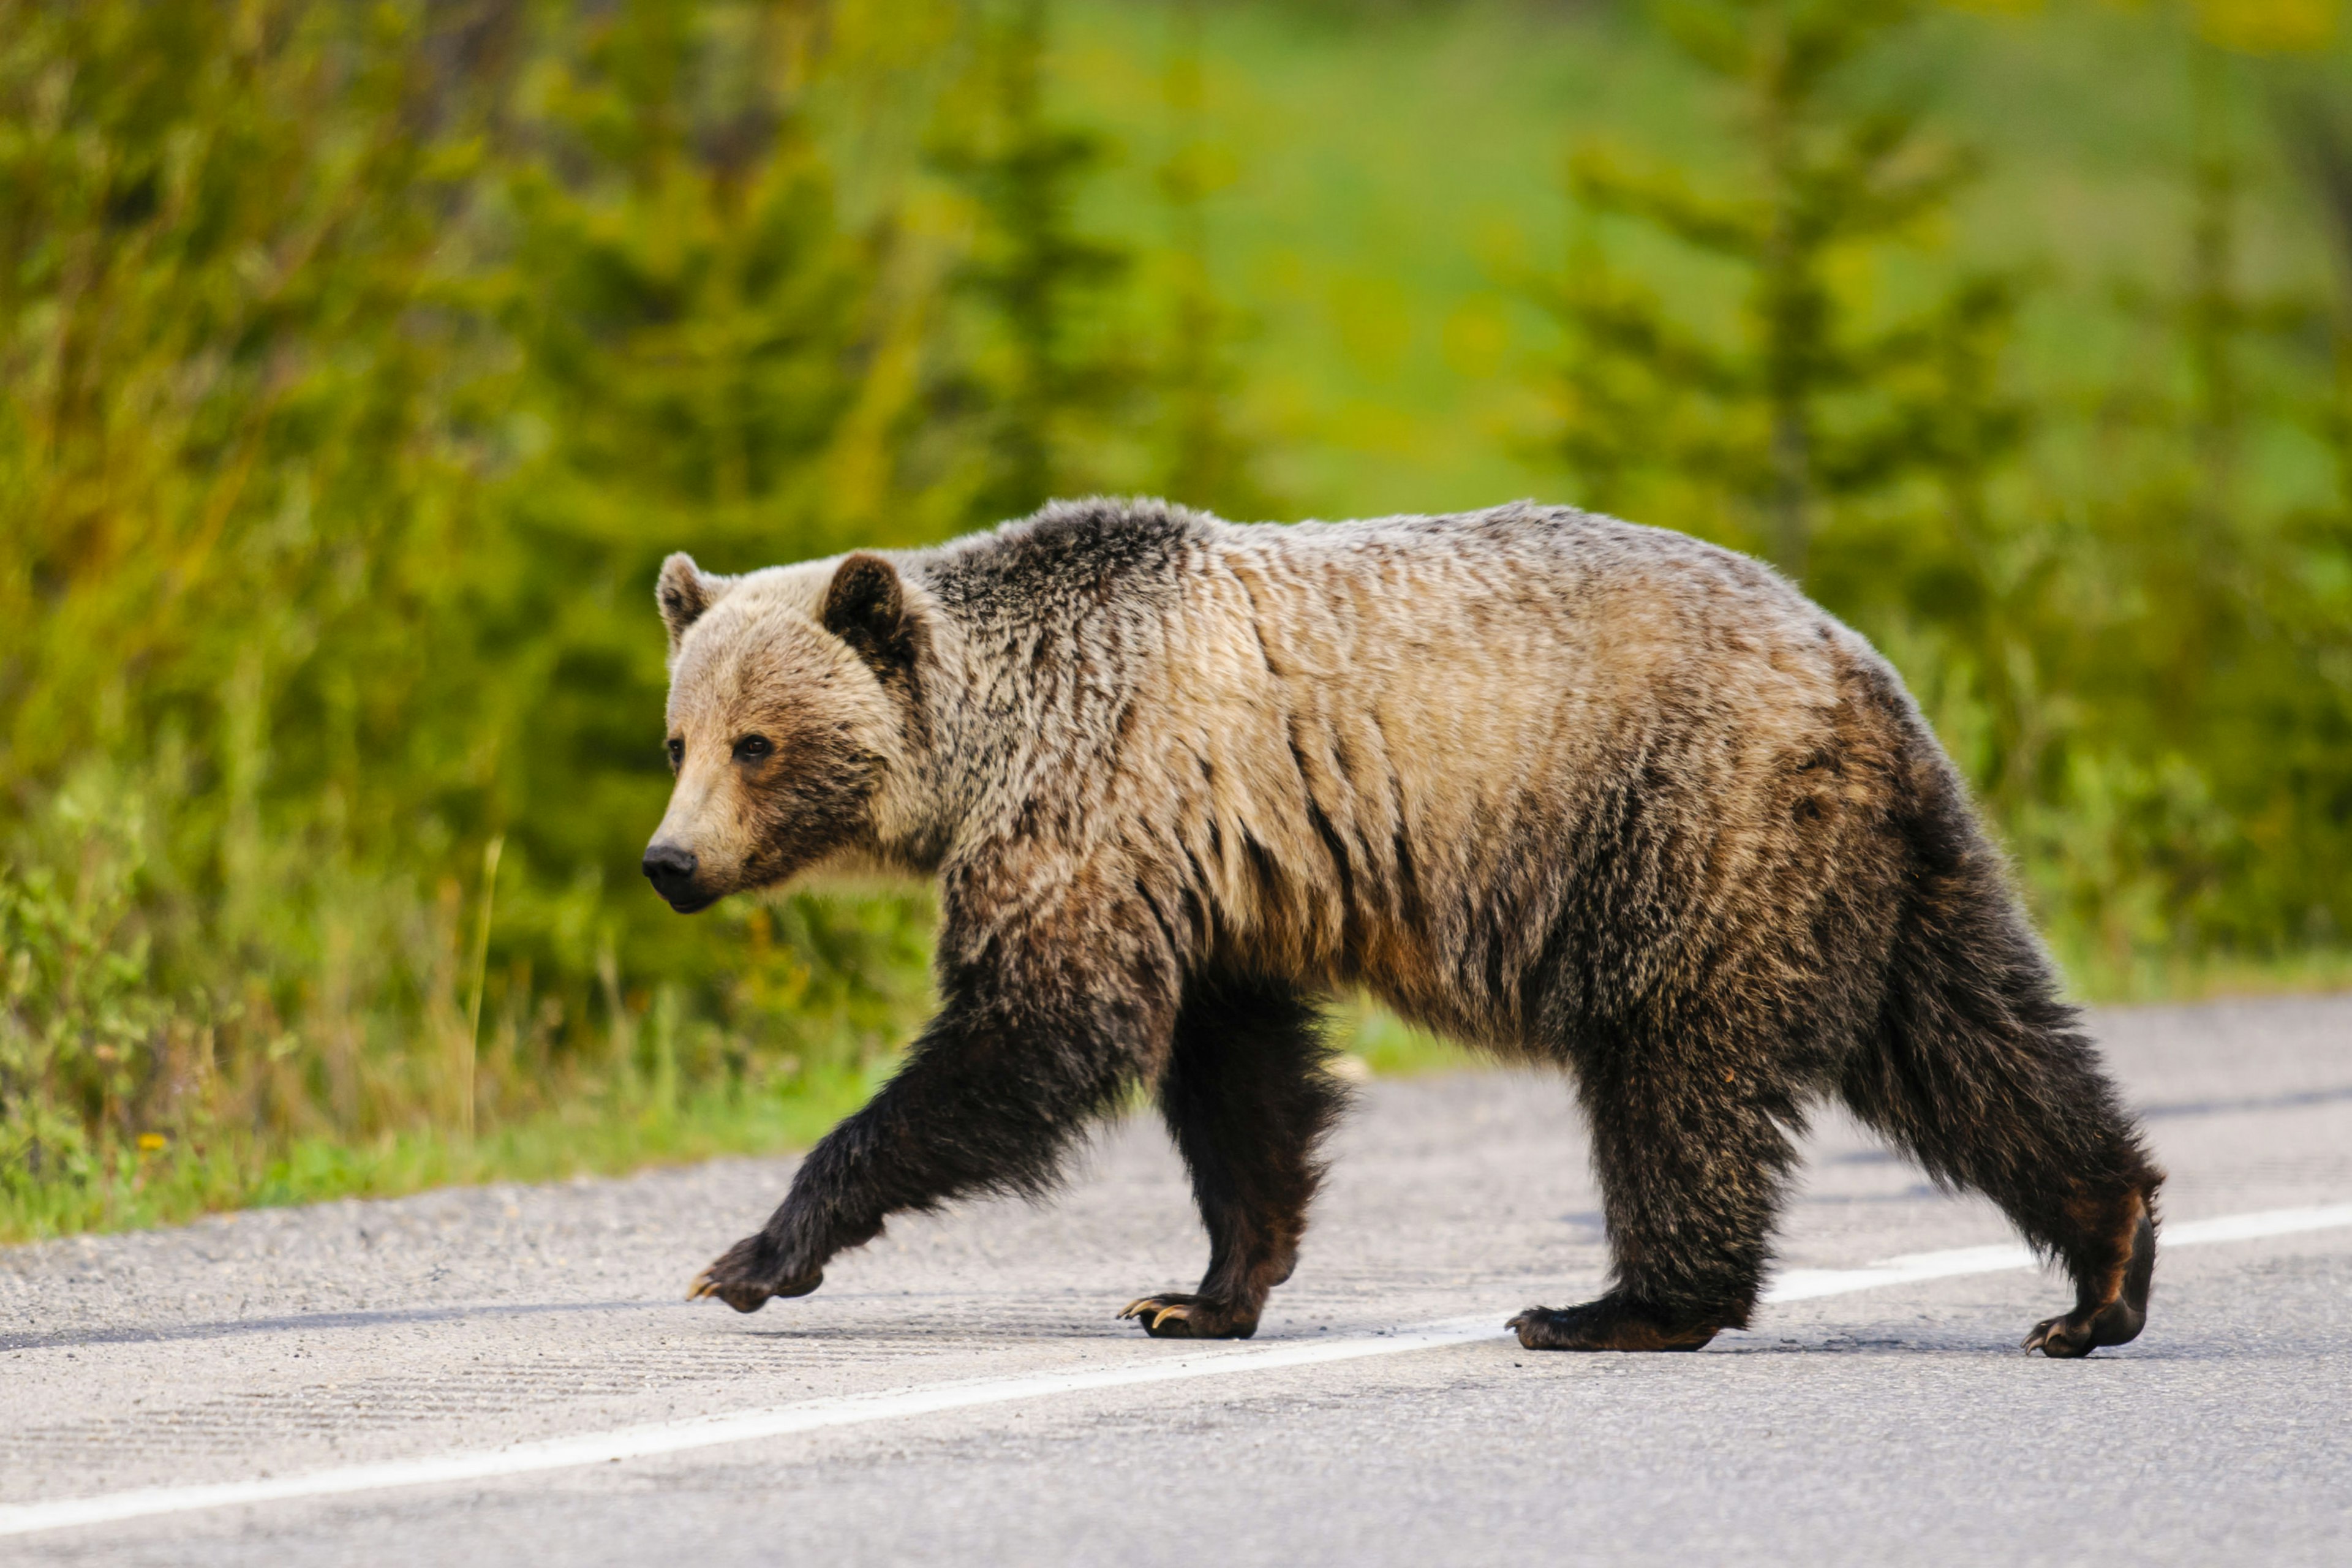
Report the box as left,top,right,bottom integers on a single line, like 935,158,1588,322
642,842,709,911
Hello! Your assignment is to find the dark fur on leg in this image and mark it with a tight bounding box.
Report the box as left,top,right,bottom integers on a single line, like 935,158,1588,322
693,883,1177,1311
1124,971,1349,1339
1512,995,1807,1351
1841,749,2164,1358
2022,1208,2155,1357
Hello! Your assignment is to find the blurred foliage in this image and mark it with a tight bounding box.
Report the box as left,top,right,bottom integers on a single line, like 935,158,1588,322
0,0,959,1232
926,0,1139,516
1539,0,2021,580
1,0,2349,1235
1148,0,1283,517
1531,0,2352,984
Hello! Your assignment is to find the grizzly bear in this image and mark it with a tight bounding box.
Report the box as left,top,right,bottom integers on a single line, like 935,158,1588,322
644,499,2160,1357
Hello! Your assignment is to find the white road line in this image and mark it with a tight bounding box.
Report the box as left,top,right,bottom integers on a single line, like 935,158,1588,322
5,1199,2347,1540
0,1322,1502,1539
1765,1201,2352,1302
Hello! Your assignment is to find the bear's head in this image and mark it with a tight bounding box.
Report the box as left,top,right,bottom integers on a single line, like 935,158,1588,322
641,550,926,913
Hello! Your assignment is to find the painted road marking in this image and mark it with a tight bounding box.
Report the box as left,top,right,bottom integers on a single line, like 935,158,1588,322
4,1200,2347,1540
1766,1201,2352,1302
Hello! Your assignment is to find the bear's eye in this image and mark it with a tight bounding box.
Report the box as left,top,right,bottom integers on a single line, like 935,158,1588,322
732,734,774,764
665,737,684,771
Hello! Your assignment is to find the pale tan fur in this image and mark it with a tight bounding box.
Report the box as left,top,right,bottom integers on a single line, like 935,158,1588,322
660,501,2163,1353
1101,519,1859,1049
657,504,1886,1055
654,556,913,892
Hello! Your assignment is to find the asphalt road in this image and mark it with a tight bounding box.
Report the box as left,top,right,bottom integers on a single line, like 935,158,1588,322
4,994,2350,1566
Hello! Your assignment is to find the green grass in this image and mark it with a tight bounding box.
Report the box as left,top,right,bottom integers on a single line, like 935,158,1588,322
2051,944,2352,1010
0,1065,887,1247
0,1005,1463,1246
15,948,2348,1248
1331,998,1480,1077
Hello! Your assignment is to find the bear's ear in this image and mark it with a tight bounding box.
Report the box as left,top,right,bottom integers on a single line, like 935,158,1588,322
820,552,922,678
657,553,726,652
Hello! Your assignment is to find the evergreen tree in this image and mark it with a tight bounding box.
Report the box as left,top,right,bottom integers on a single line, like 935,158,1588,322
1537,0,2019,585
484,0,935,1087
2040,36,2352,959
0,0,509,1161
1150,0,1278,520
0,0,941,1192
927,0,1134,524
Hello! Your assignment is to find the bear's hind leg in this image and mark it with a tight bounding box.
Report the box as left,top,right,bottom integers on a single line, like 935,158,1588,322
1512,1021,1803,1353
1842,970,2162,1359
1842,826,2164,1359
1124,972,1348,1340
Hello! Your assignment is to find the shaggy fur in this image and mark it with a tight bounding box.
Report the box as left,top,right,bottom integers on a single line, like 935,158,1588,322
647,499,2162,1356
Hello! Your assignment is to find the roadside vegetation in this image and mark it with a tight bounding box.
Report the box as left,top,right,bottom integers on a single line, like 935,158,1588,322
6,0,2351,1242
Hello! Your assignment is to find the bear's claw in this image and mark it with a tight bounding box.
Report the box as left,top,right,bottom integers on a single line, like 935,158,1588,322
2021,1295,2145,1357
688,1235,823,1313
1119,1292,1257,1339
2022,1208,2155,1358
686,1270,781,1313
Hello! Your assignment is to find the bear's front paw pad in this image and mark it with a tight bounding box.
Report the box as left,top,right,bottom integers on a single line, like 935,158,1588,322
1118,1293,1257,1340
2024,1215,2153,1358
2022,1296,2144,1359
687,1272,775,1314
1507,1298,1717,1353
687,1237,822,1314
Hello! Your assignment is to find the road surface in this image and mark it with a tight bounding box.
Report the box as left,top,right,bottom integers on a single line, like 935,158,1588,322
3,995,2349,1565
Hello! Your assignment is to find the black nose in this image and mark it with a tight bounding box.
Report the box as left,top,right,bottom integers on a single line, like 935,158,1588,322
641,843,699,902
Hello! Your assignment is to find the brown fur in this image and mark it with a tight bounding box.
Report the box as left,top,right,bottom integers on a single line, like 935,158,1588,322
647,500,2162,1355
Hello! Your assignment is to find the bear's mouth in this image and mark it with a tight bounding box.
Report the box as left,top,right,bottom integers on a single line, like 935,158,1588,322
663,890,720,914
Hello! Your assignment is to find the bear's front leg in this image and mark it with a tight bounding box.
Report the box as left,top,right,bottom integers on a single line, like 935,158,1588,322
691,878,1178,1314
1120,971,1349,1340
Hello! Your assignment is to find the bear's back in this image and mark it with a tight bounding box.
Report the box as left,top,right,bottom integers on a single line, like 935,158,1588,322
1179,501,1864,804
906,501,1901,1031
